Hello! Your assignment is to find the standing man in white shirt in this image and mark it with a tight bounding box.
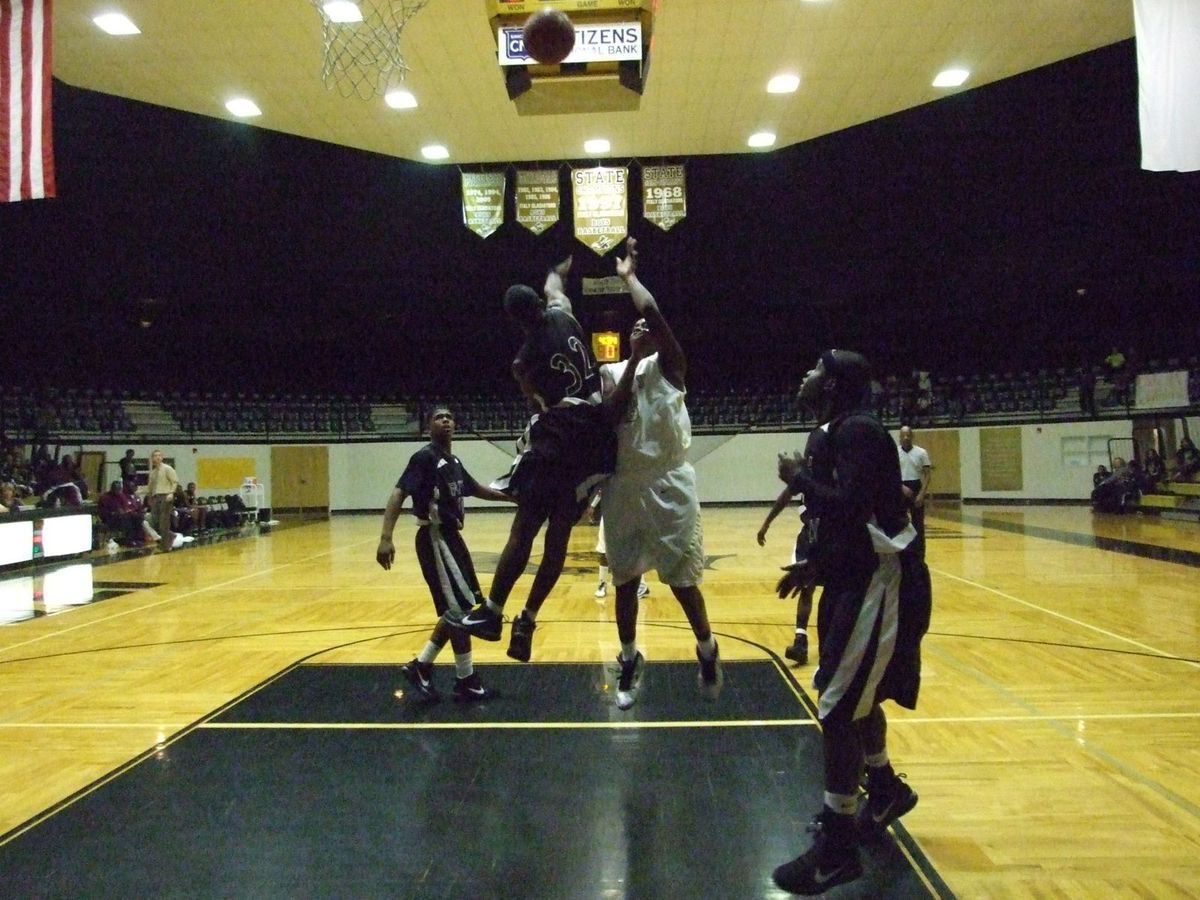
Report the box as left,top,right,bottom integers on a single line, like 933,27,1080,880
897,426,932,559
147,449,183,550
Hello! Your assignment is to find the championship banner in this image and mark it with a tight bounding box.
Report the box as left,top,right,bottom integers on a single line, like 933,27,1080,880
515,169,559,235
461,172,506,238
572,166,628,255
641,165,686,231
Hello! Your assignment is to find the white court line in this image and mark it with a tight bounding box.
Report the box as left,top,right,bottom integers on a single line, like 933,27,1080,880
930,566,1200,670
0,536,379,658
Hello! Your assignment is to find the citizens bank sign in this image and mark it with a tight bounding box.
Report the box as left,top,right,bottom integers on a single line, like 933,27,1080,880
498,21,643,65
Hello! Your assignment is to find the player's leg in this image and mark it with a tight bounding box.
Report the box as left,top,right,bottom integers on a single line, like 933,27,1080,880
785,584,815,665
669,584,722,700
506,500,575,662
772,714,865,894
452,503,547,641
613,578,644,709
855,704,918,838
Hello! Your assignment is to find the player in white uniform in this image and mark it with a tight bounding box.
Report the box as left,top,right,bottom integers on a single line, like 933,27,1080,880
600,238,722,710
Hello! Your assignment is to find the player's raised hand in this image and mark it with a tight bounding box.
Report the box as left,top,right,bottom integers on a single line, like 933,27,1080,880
616,237,638,279
551,254,573,278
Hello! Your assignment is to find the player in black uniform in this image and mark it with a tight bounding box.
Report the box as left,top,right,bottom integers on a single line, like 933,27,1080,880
771,350,932,896
450,256,625,663
377,406,515,703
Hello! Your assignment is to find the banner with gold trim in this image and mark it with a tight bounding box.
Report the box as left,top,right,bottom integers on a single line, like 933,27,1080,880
642,164,686,231
571,166,628,255
461,172,506,238
515,170,559,235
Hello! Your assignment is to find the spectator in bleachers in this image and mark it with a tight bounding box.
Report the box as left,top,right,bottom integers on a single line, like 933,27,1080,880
183,482,208,532
1078,367,1097,418
1091,457,1138,513
39,454,85,508
0,482,22,514
119,449,138,490
1093,464,1110,488
98,480,146,547
0,446,33,496
1143,448,1166,491
1174,437,1200,482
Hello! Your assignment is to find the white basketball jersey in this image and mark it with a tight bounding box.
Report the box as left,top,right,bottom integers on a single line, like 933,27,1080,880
603,354,690,475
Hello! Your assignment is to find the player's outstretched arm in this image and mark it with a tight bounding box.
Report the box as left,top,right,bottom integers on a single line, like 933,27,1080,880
602,335,650,425
544,255,574,314
758,484,794,546
473,484,517,504
377,487,408,570
617,238,686,389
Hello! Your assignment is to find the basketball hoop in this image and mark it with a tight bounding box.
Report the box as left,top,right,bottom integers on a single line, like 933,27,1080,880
311,0,431,100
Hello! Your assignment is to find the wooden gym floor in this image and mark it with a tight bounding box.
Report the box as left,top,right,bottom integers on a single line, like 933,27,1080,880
1,504,1198,897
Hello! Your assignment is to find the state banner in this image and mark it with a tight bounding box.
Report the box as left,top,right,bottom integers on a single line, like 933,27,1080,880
572,166,628,255
461,172,506,238
641,165,686,231
515,169,559,235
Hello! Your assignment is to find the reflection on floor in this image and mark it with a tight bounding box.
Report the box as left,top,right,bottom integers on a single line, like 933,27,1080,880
0,662,947,899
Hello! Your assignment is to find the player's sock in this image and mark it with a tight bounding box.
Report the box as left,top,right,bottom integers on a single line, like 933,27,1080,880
454,652,473,679
418,641,442,665
620,640,638,661
697,635,717,660
485,598,503,614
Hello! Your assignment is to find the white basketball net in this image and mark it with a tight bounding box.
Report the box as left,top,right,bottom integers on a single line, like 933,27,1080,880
312,0,431,100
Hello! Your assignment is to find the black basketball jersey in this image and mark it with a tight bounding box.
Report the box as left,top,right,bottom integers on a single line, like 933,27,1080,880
515,307,601,407
397,443,478,529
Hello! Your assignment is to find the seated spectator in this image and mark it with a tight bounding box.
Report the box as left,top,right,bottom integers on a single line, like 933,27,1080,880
39,454,85,508
0,482,22,514
1091,457,1139,514
1175,437,1200,481
1143,449,1166,491
1093,464,1110,489
183,482,208,532
98,480,146,546
172,484,199,535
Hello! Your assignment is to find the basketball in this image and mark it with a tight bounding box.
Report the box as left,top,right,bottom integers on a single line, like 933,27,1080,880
522,8,576,65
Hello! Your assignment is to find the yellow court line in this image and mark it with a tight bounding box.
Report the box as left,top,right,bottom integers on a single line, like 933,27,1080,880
0,536,380,657
198,719,817,730
6,710,1200,730
930,566,1200,670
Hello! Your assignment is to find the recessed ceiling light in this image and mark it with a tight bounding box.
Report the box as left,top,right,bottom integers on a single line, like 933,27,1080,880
932,68,969,88
421,144,449,160
225,98,262,118
584,138,610,154
385,89,418,109
748,132,777,149
767,74,800,94
93,13,140,35
322,2,363,24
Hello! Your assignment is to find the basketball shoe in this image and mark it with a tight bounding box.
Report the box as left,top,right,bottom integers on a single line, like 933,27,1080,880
772,807,862,895
452,672,495,703
450,602,504,641
857,768,918,839
785,634,808,665
696,641,723,701
506,611,537,662
399,658,439,702
615,651,645,710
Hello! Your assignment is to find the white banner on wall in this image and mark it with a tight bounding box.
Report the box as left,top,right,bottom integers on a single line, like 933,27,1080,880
1135,370,1190,409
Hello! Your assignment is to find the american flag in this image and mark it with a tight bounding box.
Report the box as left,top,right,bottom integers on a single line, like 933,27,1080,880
1,0,55,201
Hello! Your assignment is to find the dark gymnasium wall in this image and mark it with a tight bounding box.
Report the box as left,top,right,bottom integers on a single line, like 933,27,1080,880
2,39,1197,396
